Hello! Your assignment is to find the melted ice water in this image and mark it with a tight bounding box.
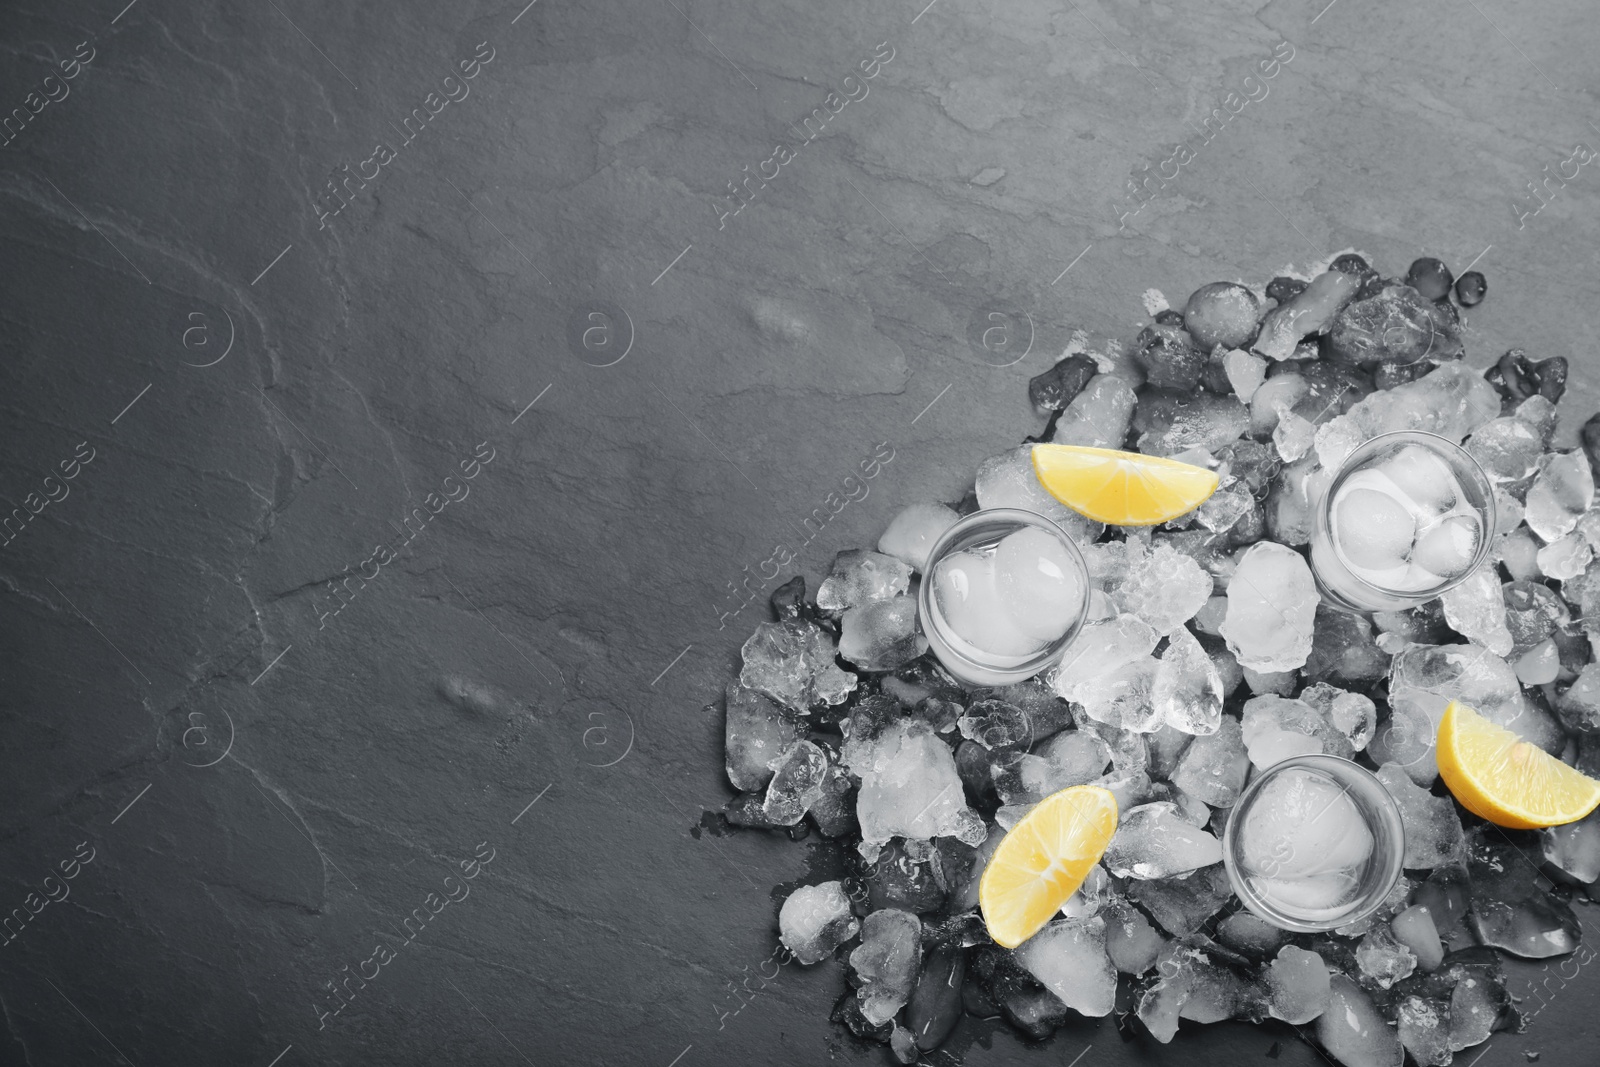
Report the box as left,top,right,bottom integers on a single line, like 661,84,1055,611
1238,768,1375,924
1331,443,1482,593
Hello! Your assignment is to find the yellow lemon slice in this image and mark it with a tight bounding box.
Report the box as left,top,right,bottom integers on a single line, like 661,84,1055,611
1031,445,1220,526
1437,700,1600,829
979,785,1118,949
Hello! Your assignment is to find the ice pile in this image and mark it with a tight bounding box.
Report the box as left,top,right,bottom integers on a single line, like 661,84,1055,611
715,252,1596,1066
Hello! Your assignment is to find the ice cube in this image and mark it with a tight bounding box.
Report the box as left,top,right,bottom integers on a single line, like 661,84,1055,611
1266,454,1331,546
878,503,961,572
1514,638,1560,685
1115,543,1214,634
957,697,1033,751
1124,863,1233,936
1058,863,1111,919
779,881,861,964
1168,716,1250,806
849,909,922,1025
1052,373,1138,450
741,619,859,713
1517,392,1559,442
1356,923,1417,988
1525,449,1594,542
1249,871,1363,921
1313,362,1501,471
1238,767,1374,881
1013,916,1117,1017
1152,626,1224,736
844,719,987,860
724,683,803,792
1265,945,1331,1024
1390,904,1444,972
1252,373,1311,435
1093,765,1157,811
763,740,831,825
862,839,946,913
1317,974,1403,1067
1253,269,1361,361
1467,837,1583,959
1168,788,1212,827
1102,896,1166,973
1398,996,1453,1067
1072,655,1161,732
1036,728,1112,782
985,678,1077,740
1541,809,1600,882
1466,416,1544,483
1536,530,1591,580
1411,514,1482,581
1379,443,1460,516
1375,763,1465,869
991,750,1090,807
889,1024,917,1063
1445,950,1521,1053
975,446,1102,543
1300,682,1378,752
932,549,1041,659
1135,389,1252,456
1439,566,1513,656
1274,408,1317,463
1335,485,1417,571
810,755,859,837
1241,695,1338,769
817,549,913,612
1304,608,1391,689
1053,613,1160,694
994,525,1086,641
1195,482,1254,535
1147,721,1193,778
1219,542,1318,673
1136,937,1260,1041
1217,911,1287,960
1101,801,1223,879
1387,642,1566,785
1327,282,1462,366
1497,527,1543,580
1224,348,1267,401
1368,704,1437,785
839,596,928,671
1243,666,1297,696
1083,717,1151,775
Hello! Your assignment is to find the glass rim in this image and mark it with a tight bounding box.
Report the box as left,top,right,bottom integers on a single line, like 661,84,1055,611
915,507,1092,679
1221,753,1406,933
1315,429,1497,602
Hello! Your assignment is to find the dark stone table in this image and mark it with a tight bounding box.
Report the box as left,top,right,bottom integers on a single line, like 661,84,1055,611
2,0,1597,1063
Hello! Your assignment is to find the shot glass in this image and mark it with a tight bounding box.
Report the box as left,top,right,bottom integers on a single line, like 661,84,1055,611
1310,430,1496,613
1222,754,1405,933
917,508,1090,688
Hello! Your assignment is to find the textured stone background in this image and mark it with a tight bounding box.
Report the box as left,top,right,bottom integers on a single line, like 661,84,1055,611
2,0,1598,1064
